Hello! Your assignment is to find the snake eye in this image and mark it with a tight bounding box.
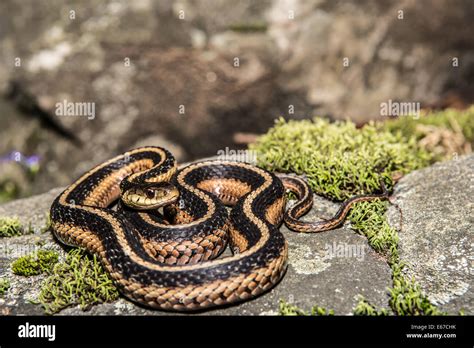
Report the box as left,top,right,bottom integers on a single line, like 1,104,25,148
145,189,155,199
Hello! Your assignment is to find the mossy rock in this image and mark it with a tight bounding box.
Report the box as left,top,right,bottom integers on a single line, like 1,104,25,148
250,117,431,201
38,249,119,314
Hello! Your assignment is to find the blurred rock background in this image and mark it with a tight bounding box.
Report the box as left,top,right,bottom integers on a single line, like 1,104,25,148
0,0,473,199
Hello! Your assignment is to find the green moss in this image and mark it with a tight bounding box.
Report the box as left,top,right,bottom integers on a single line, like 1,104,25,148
38,249,119,314
253,117,444,315
250,117,431,201
0,214,51,237
382,107,474,143
0,278,11,296
0,216,23,237
11,250,59,276
381,107,474,161
389,264,444,316
279,299,334,316
354,296,388,316
348,201,399,265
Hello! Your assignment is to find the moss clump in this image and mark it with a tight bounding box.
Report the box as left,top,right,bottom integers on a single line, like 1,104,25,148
279,299,334,316
389,264,444,316
0,216,23,237
353,296,388,316
381,107,474,161
355,279,443,316
38,249,119,314
0,278,11,296
11,250,59,276
250,117,431,201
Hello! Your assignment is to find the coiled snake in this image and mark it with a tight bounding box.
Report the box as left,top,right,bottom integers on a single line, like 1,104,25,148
50,146,388,311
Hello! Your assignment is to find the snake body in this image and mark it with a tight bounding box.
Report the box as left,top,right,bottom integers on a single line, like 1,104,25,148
50,146,387,311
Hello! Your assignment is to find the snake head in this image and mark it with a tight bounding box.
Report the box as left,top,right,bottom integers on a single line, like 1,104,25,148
121,182,179,210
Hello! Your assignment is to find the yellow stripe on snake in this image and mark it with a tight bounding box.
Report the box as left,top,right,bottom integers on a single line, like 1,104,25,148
50,146,388,311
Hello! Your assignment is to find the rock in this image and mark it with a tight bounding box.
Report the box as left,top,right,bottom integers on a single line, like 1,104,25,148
267,0,474,122
0,180,392,315
387,155,473,314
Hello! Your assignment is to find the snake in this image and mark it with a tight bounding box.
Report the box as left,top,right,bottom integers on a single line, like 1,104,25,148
50,146,388,311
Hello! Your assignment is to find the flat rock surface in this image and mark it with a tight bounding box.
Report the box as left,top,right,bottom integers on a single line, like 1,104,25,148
0,183,392,316
387,155,473,314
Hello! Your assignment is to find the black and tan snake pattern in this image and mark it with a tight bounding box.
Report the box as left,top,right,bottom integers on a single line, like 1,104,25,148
50,146,388,311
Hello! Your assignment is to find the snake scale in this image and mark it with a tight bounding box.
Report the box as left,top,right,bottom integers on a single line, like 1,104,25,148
50,146,388,311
